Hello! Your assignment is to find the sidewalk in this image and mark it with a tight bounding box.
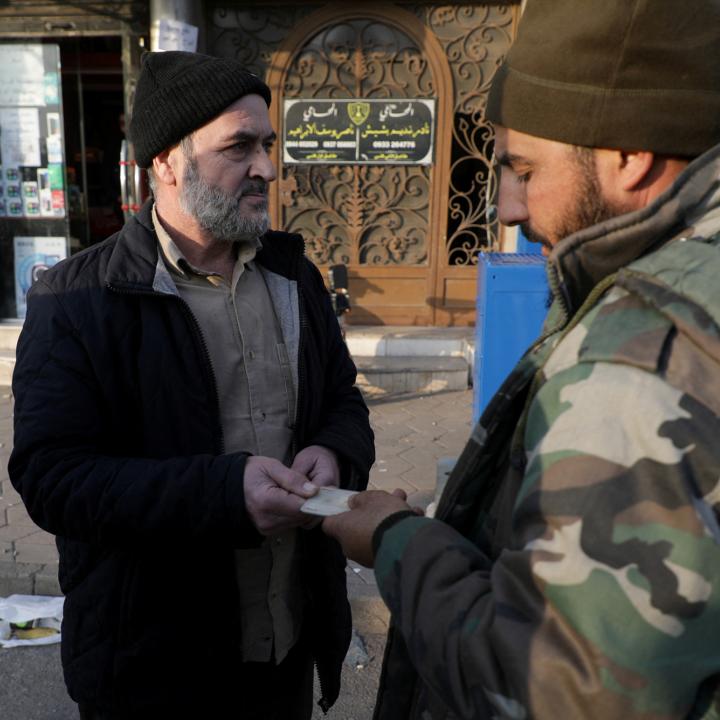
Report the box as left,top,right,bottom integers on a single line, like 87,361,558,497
0,386,473,628
346,388,473,634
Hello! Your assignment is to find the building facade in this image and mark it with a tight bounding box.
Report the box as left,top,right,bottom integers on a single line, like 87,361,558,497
0,1,520,325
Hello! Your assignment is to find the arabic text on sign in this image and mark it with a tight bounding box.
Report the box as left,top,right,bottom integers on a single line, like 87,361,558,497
287,123,355,141
360,122,431,139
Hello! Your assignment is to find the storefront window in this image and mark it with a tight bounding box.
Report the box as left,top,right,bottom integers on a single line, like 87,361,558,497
0,37,125,320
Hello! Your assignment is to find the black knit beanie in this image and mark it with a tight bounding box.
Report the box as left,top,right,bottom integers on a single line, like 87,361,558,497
129,51,272,168
486,0,720,157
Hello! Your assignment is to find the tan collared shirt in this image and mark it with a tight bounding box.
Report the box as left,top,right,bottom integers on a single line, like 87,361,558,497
152,205,303,664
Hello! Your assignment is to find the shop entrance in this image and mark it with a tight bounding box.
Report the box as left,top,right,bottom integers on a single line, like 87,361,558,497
58,36,125,252
267,6,452,326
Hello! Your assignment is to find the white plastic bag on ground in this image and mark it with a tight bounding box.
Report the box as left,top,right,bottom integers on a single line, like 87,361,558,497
0,594,63,648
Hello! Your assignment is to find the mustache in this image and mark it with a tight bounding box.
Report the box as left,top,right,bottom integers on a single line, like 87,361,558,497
238,180,268,197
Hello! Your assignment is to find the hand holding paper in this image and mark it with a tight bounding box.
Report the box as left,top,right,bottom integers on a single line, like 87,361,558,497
301,487,358,517
243,456,318,535
321,489,412,567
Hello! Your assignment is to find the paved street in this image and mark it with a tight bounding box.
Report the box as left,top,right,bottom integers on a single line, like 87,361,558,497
0,385,474,719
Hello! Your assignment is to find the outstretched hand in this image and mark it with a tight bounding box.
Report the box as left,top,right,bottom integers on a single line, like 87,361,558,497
243,456,318,535
322,489,412,567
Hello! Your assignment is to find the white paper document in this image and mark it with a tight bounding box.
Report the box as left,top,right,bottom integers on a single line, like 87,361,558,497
0,107,41,168
301,487,357,517
157,19,199,52
0,45,45,106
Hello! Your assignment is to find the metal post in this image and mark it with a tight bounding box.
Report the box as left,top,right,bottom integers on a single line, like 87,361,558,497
76,63,91,246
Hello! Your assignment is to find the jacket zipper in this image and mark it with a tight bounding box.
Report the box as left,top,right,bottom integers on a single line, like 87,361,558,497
106,282,225,454
293,276,332,711
294,289,306,458
514,271,619,446
435,259,579,522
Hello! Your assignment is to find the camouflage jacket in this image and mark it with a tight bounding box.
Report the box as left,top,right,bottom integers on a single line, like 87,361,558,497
372,143,720,720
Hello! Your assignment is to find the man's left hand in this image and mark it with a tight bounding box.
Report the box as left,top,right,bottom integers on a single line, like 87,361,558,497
292,445,341,529
291,445,340,488
322,489,412,568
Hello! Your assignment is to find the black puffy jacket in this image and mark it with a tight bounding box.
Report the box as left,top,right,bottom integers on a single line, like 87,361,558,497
9,202,374,716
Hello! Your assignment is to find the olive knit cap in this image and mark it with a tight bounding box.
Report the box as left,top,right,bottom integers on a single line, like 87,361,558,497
486,0,720,157
129,51,272,168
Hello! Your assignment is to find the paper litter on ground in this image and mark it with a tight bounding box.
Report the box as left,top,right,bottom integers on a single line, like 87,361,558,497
0,594,63,648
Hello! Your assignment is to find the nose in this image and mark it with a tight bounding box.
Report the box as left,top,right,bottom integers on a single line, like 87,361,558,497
250,146,277,183
497,168,528,227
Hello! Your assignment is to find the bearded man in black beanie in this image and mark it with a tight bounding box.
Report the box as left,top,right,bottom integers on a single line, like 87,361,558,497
323,1,720,718
9,51,374,719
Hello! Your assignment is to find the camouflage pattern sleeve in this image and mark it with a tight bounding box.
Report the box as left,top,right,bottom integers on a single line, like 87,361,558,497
374,291,720,719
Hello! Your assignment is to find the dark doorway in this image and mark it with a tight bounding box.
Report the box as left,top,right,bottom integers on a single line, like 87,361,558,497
58,36,125,251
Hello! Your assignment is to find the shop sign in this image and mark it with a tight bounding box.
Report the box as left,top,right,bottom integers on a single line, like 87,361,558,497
283,98,435,165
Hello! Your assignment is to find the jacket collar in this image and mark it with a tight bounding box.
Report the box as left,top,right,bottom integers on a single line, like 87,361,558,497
547,142,720,319
105,200,159,291
105,199,306,291
256,230,305,280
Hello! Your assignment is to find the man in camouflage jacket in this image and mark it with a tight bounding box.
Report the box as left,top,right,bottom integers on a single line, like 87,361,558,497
324,0,720,717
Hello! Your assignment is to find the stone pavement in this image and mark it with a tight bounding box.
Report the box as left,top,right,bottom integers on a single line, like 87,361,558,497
0,386,67,597
0,384,474,631
345,388,473,633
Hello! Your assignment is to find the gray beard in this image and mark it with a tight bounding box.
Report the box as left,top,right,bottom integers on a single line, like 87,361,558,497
179,158,269,246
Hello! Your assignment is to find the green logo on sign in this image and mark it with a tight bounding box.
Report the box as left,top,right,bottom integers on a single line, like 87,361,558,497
348,102,370,126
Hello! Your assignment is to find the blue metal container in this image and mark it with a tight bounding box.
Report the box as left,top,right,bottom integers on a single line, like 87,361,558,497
473,253,549,424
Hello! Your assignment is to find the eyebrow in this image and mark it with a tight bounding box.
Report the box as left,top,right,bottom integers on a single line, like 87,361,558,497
496,151,529,168
224,130,277,144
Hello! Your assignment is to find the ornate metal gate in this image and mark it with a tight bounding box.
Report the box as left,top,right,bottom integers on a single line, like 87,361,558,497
210,3,518,325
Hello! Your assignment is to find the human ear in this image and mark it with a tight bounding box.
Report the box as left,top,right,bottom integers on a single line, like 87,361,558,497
616,150,655,192
152,148,178,187
597,149,687,207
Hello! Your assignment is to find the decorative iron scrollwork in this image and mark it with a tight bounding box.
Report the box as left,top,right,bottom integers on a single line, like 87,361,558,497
283,19,431,267
413,4,514,263
281,164,428,266
209,6,321,77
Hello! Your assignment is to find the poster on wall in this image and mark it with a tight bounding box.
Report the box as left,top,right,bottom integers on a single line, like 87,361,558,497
0,45,45,107
13,236,67,319
0,44,65,220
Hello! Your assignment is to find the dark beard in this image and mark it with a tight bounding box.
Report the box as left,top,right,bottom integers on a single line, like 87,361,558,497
522,151,629,250
179,152,269,245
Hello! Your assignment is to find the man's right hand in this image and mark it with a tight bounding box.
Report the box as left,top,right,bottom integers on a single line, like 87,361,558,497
243,456,318,535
